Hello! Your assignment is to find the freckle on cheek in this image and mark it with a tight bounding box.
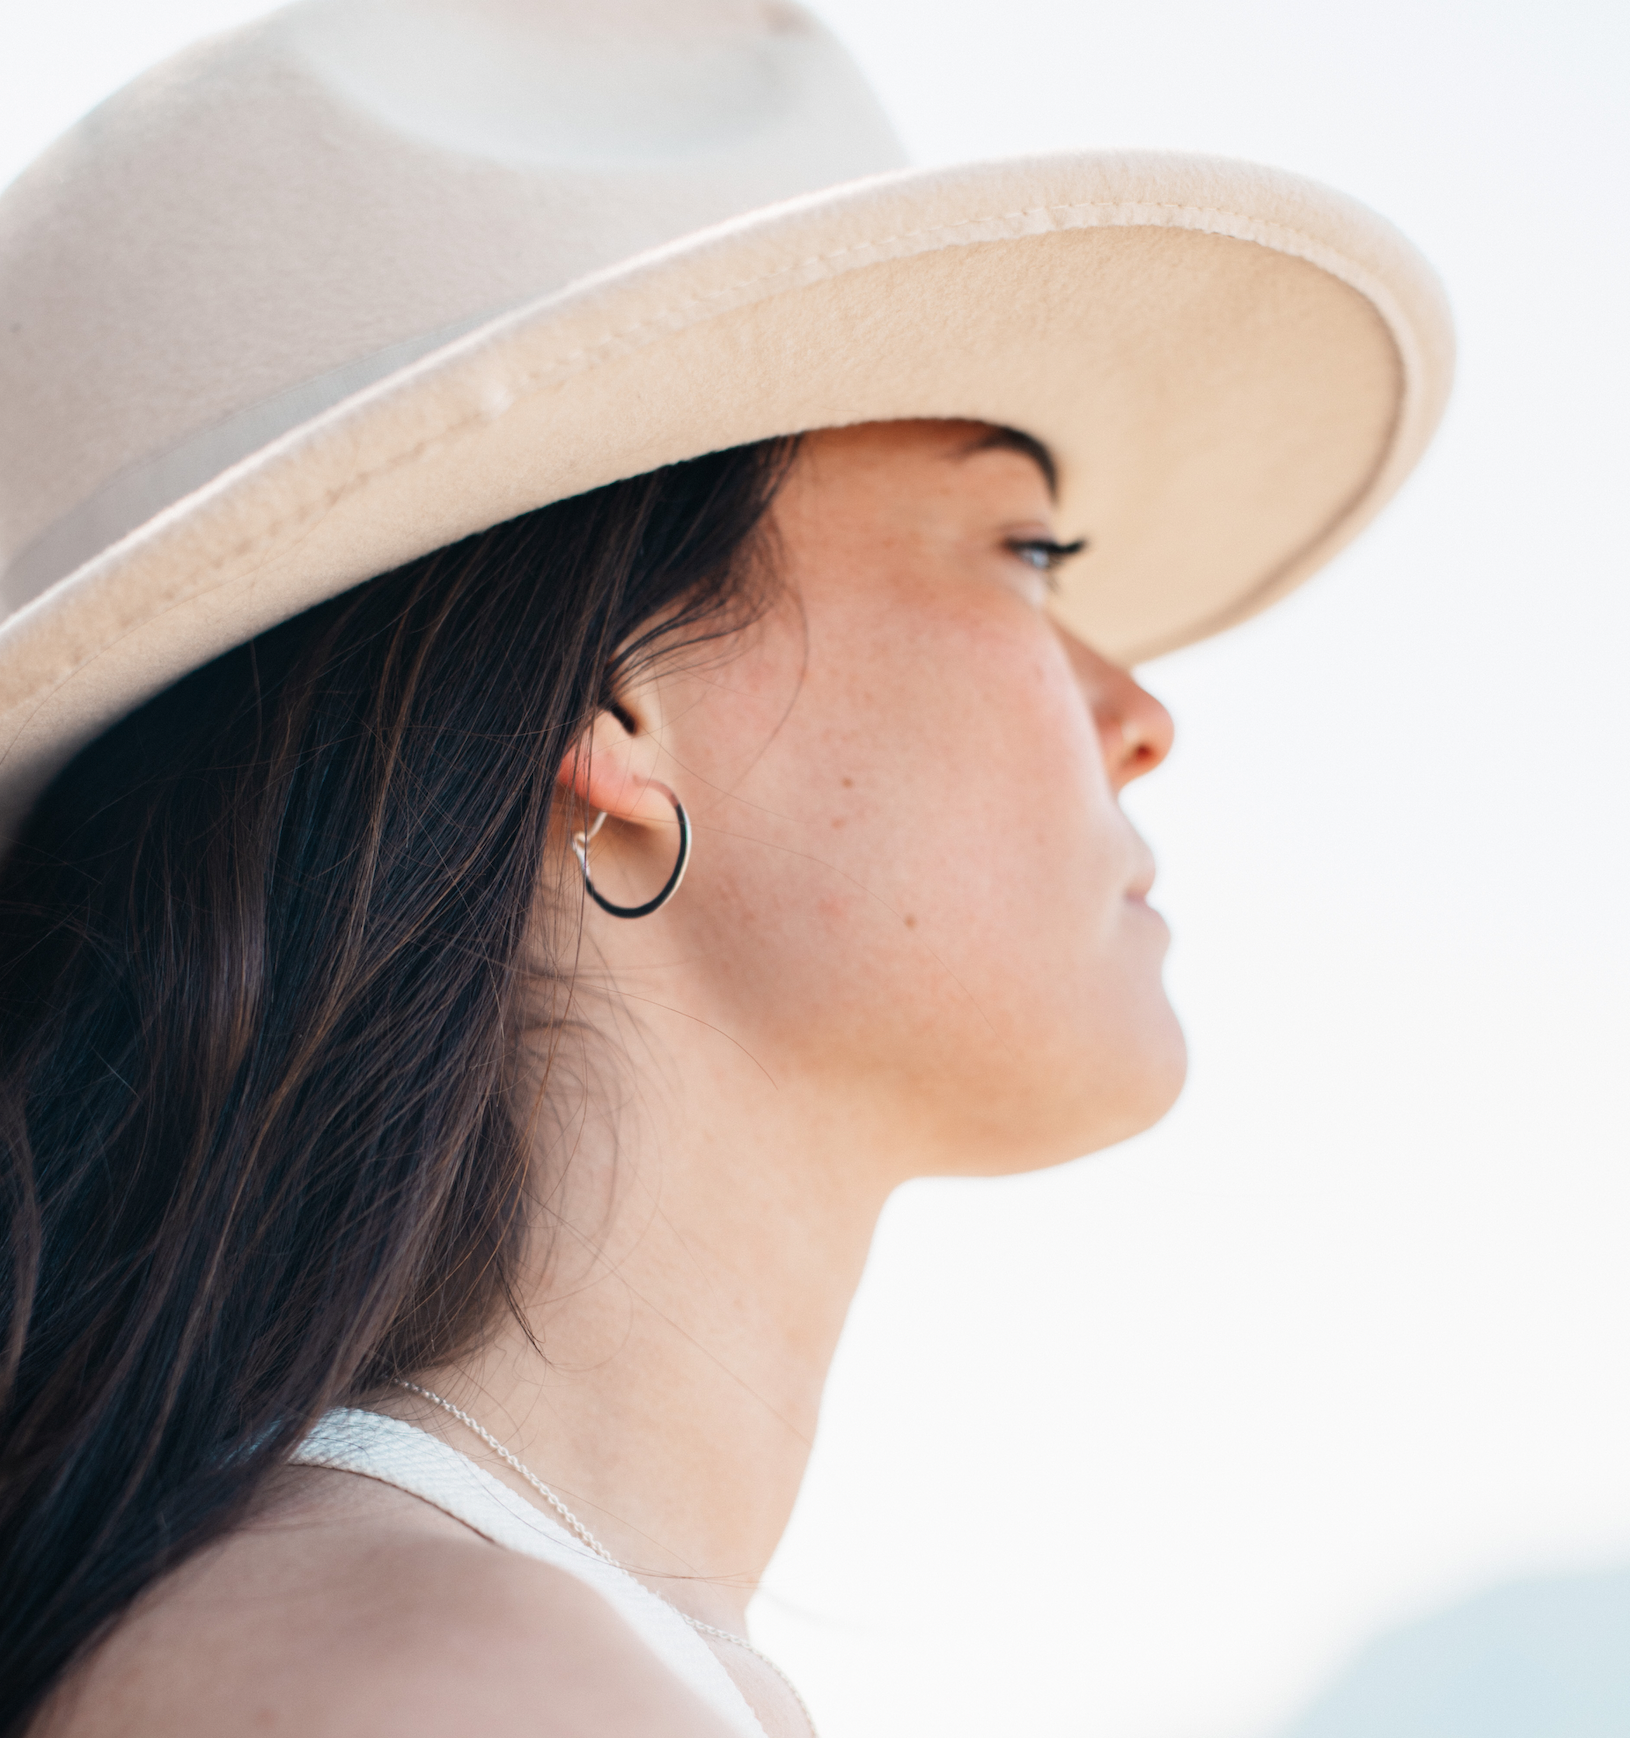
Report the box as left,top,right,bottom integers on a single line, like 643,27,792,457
841,777,854,789
904,914,917,929
831,817,844,829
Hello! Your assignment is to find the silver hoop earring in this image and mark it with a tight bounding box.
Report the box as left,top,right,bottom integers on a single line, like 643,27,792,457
572,789,692,919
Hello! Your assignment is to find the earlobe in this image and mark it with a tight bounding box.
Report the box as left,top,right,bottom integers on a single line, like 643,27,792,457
572,788,692,920
556,705,674,829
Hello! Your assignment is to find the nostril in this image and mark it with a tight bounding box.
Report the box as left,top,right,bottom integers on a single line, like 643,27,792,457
1116,705,1173,780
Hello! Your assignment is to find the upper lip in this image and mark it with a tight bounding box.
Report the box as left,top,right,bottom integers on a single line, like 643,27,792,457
1126,838,1158,900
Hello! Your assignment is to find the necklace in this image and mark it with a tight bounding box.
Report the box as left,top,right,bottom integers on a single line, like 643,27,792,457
393,1381,818,1738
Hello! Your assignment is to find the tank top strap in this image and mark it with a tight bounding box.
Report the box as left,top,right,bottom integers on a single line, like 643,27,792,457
292,1408,766,1738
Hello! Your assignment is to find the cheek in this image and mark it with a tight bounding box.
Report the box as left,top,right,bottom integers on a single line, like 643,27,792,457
866,621,1131,1000
702,600,1128,1041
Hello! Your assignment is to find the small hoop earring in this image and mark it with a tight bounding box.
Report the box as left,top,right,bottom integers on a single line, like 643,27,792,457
572,788,692,920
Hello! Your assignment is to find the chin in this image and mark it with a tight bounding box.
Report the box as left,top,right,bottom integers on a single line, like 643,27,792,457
1086,1003,1189,1152
938,1009,1188,1180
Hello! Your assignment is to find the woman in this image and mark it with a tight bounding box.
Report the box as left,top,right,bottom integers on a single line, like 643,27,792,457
0,2,1452,1734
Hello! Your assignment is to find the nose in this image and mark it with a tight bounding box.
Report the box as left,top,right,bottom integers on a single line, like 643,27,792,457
1061,634,1175,791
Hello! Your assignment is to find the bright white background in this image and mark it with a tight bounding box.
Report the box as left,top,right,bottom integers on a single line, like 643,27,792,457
3,3,1626,1735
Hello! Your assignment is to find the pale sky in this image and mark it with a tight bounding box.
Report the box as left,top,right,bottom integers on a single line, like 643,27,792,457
3,3,1627,1735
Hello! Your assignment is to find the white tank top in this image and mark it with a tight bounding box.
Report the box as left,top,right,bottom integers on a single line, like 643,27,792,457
292,1408,767,1738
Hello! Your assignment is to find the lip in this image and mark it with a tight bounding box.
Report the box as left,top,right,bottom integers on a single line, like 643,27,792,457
1125,881,1169,939
1125,837,1158,902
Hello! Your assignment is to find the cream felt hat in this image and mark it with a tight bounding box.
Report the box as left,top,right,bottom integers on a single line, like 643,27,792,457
0,0,1453,838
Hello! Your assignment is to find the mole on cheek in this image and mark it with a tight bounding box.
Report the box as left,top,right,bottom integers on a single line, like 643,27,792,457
904,914,917,929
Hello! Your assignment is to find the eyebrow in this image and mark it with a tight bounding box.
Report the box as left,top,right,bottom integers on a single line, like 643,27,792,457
957,426,1059,500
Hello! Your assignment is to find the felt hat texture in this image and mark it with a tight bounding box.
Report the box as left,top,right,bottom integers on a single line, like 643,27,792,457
0,0,1454,837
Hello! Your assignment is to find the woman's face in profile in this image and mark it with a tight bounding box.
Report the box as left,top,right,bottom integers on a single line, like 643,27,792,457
621,419,1186,1180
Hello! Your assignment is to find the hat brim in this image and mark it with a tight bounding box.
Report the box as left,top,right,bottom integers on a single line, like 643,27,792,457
0,149,1452,830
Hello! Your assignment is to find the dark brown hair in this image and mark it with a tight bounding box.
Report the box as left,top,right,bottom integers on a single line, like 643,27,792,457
0,438,795,1732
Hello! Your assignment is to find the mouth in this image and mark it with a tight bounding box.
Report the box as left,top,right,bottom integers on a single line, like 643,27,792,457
1126,875,1168,942
1125,841,1158,903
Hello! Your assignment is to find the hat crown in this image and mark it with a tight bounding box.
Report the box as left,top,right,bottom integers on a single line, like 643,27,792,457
0,0,904,604
296,0,864,166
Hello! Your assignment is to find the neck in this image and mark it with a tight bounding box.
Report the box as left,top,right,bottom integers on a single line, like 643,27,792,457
400,1011,900,1631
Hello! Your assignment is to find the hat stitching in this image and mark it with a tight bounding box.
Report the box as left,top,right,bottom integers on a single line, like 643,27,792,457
1,196,1408,738
533,200,1411,378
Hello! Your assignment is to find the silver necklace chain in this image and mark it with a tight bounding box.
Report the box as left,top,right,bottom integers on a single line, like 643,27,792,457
393,1381,818,1738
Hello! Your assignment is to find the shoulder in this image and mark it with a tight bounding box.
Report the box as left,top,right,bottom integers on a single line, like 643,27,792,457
38,1468,736,1738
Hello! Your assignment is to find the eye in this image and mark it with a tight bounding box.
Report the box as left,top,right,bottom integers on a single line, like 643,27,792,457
1005,537,1088,586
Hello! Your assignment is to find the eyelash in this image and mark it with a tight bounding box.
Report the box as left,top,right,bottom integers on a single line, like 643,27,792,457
1006,537,1088,584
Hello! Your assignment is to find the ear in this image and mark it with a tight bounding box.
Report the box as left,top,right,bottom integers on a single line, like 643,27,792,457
556,695,676,830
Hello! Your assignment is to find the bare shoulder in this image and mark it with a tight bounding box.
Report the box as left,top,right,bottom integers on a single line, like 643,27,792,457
37,1468,737,1738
